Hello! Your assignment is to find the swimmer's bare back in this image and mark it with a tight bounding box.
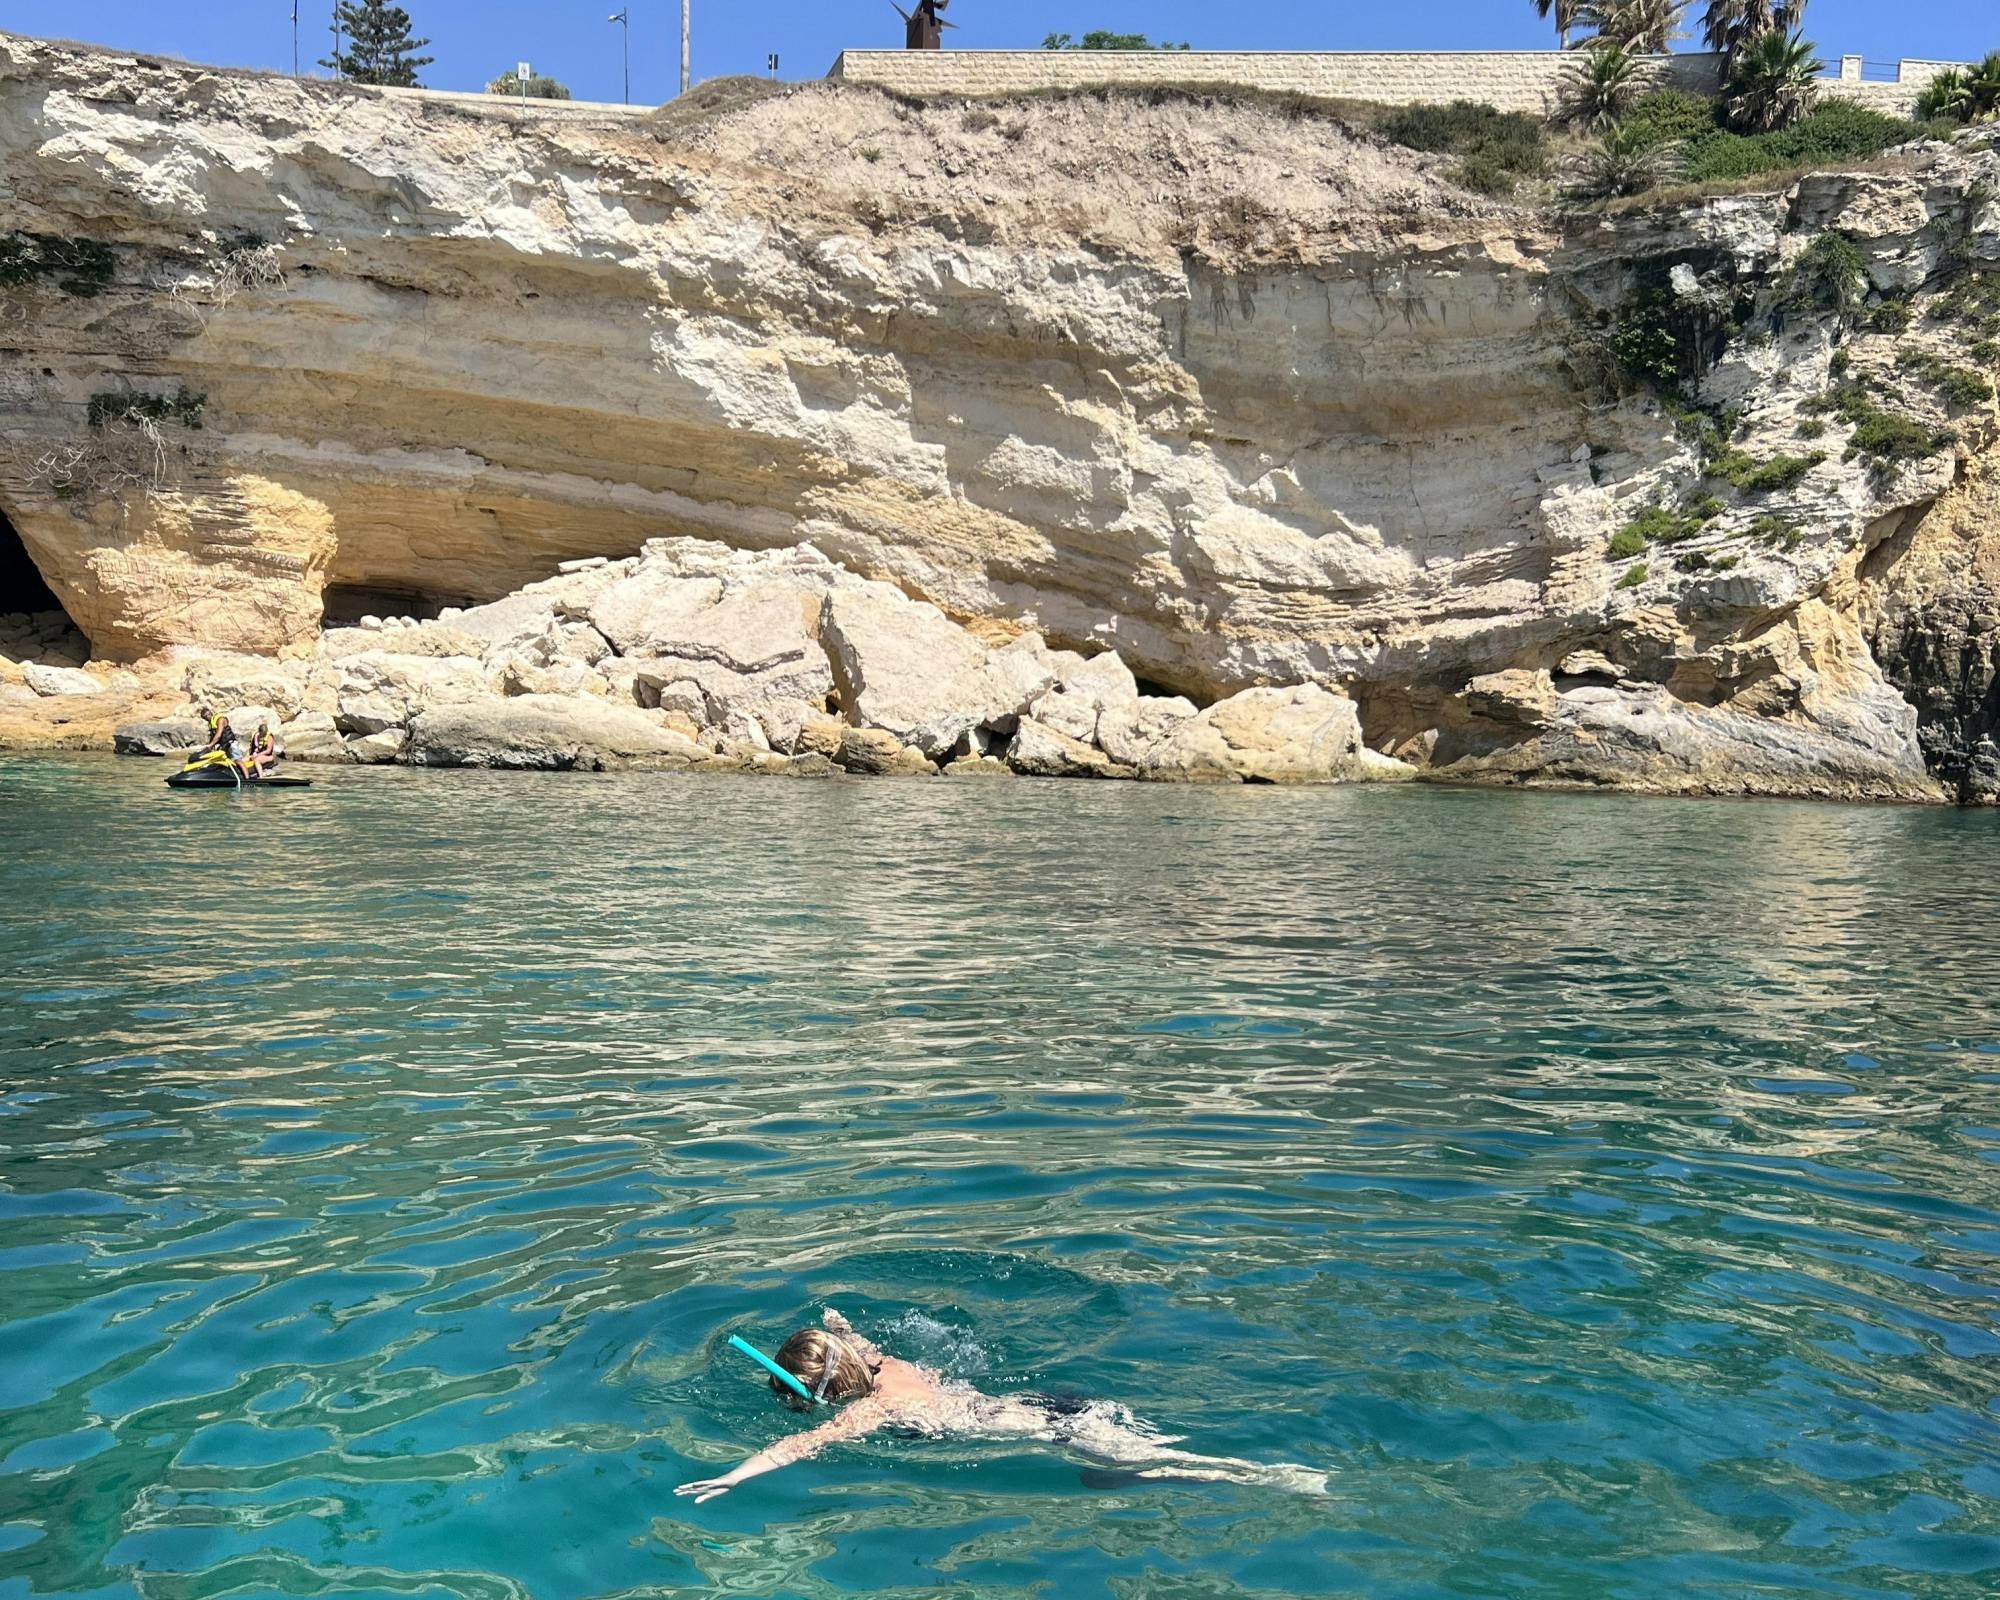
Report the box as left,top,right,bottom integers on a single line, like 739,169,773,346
675,1312,1328,1503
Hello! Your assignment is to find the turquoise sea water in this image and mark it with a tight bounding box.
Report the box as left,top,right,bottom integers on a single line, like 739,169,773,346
1,753,1998,1599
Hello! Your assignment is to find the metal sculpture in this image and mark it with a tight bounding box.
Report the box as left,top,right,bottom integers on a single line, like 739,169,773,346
891,0,953,50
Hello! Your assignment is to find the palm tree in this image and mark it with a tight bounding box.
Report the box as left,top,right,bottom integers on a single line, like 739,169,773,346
1576,0,1689,55
1700,0,1806,60
1559,43,1644,130
1916,66,1973,123
1968,52,2000,121
1723,30,1822,132
1533,0,1584,48
1565,126,1687,198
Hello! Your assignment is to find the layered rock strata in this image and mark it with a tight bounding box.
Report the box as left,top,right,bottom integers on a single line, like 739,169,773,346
0,35,1997,799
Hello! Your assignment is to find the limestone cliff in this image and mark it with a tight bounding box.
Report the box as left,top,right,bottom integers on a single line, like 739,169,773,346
0,33,1996,798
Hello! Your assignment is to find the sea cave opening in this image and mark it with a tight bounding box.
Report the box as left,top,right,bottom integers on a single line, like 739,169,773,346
0,504,87,662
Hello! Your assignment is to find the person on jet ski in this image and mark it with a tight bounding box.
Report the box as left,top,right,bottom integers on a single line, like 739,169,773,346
247,723,277,780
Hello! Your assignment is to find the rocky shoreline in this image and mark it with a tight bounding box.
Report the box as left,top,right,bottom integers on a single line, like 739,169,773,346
1,38,1997,803
91,538,1412,785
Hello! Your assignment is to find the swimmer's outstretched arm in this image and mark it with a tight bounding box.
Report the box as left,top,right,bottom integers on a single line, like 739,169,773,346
675,1400,889,1503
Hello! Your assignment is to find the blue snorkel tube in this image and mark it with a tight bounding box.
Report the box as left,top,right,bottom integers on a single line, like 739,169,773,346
729,1334,815,1403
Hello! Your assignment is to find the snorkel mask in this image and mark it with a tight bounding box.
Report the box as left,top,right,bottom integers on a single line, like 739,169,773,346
728,1332,854,1407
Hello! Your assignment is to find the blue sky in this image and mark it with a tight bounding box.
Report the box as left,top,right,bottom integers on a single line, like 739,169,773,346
4,0,1992,106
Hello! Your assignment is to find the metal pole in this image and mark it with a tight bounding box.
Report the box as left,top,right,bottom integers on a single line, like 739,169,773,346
608,10,630,104
292,2,299,76
681,0,690,96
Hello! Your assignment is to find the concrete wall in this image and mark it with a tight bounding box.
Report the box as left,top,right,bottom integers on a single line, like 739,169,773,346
827,48,1945,119
827,49,1726,115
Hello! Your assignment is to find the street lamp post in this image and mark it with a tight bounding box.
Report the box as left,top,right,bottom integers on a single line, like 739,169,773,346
608,9,629,104
292,2,300,76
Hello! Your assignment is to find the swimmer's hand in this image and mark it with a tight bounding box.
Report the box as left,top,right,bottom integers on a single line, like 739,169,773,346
676,1471,743,1504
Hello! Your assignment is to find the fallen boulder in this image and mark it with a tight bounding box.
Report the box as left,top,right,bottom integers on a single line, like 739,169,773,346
407,694,707,770
24,664,102,697
820,587,1055,759
113,717,204,755
1006,716,1134,780
833,726,937,777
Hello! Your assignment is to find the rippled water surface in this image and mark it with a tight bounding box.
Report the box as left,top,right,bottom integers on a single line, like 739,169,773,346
3,754,1999,1599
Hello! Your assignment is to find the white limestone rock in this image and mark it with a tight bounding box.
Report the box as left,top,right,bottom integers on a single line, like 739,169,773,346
334,652,495,735
1026,648,1141,744
820,587,1055,759
406,694,708,770
113,717,205,755
1006,716,1134,779
24,663,103,696
1119,683,1369,783
277,711,350,763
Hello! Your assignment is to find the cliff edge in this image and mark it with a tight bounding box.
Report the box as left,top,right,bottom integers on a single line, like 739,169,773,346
0,34,1995,799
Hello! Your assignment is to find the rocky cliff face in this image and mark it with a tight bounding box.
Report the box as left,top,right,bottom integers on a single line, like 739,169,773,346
0,34,1996,798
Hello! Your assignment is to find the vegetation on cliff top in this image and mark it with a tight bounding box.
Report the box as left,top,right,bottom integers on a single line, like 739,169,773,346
321,0,432,88
487,72,571,100
1042,32,1191,51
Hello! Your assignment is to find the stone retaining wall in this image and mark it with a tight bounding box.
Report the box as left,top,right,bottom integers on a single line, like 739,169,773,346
827,48,1936,118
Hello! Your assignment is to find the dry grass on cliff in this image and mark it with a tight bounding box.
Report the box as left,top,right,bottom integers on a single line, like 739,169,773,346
656,79,1532,267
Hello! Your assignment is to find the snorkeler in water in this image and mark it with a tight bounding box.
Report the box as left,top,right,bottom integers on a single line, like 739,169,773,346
675,1309,1328,1503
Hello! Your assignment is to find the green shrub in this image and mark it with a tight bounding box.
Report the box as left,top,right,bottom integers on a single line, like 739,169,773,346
1042,31,1191,49
1616,562,1649,589
1621,89,1719,150
1801,383,1875,423
0,232,115,297
1872,295,1914,334
1972,338,2000,366
1676,550,1713,572
1668,400,1742,461
1847,411,1946,467
1629,99,1927,187
1615,499,1719,550
1613,288,1684,388
858,146,882,163
1796,417,1826,439
86,387,206,431
1792,231,1864,316
1828,347,1852,378
486,72,570,98
1380,100,1548,194
1937,271,2000,336
1716,450,1827,492
1754,520,1801,549
1899,349,1995,406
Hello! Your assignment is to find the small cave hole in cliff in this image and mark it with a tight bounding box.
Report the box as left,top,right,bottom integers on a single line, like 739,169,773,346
321,582,476,627
0,505,86,661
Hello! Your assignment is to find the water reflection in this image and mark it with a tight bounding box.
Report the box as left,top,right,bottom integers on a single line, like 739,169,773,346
1,756,1997,1598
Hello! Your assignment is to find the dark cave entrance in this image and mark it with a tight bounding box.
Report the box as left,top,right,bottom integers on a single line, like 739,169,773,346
320,581,477,628
0,505,66,621
0,503,88,664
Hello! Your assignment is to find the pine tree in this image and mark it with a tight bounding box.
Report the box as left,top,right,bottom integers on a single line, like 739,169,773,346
321,1,433,87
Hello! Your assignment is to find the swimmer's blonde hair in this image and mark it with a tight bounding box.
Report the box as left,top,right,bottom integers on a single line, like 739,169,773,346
773,1328,872,1403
